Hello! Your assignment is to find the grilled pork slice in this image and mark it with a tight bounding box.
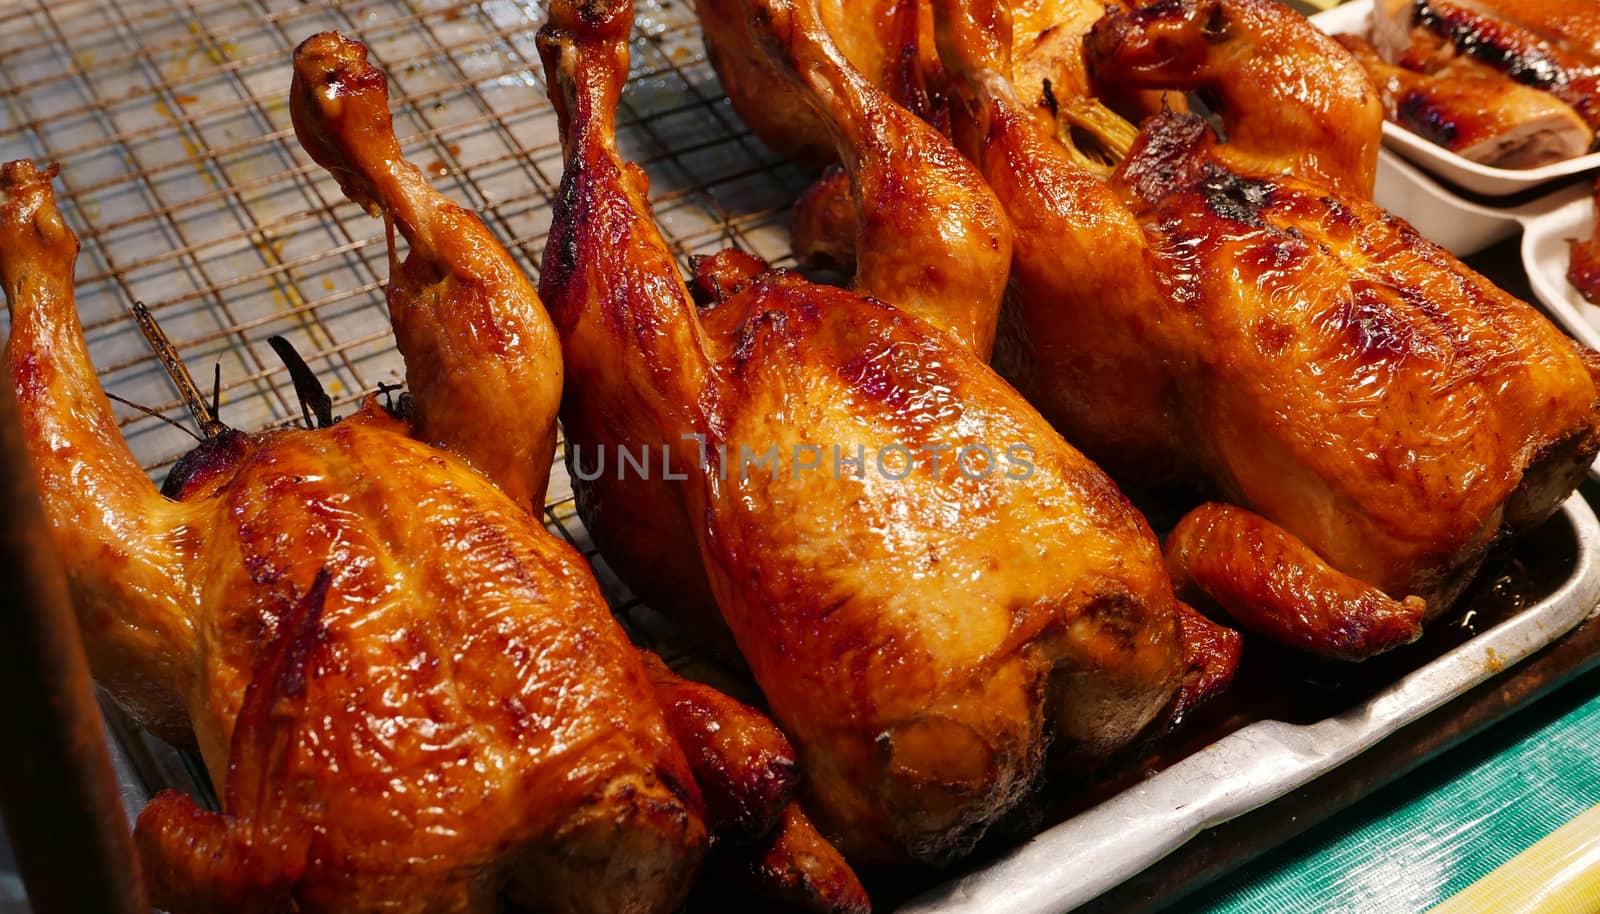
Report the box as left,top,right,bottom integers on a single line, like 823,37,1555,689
1374,0,1600,129
1338,33,1592,168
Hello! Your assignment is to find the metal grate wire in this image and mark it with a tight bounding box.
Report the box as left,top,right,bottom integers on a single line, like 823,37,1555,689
0,0,817,633
0,0,817,804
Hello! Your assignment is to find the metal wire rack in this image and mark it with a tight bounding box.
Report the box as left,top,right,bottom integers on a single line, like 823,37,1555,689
0,0,816,808
1,0,816,624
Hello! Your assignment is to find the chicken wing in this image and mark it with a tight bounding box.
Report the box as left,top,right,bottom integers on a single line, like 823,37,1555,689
538,0,1186,865
1083,0,1385,197
2,155,706,913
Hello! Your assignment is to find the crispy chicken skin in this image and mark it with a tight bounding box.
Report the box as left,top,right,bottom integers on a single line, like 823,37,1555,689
538,0,1185,866
293,33,869,910
698,0,941,166
933,0,1600,658
1571,179,1600,306
700,0,1012,357
1082,0,1384,198
1337,32,1592,168
289,33,562,514
1375,0,1600,130
0,158,707,913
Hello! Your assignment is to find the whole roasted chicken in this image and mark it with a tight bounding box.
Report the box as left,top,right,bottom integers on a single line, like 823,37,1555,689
923,0,1600,658
2,154,703,913
536,0,1238,868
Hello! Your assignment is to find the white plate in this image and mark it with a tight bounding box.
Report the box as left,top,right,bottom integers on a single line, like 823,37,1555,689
1311,0,1600,197
1522,185,1600,352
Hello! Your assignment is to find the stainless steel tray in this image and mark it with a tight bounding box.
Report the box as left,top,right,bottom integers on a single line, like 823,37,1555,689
907,494,1600,914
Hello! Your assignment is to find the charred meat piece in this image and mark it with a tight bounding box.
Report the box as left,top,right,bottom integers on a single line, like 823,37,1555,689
1571,179,1600,306
1338,32,1592,167
1375,0,1600,129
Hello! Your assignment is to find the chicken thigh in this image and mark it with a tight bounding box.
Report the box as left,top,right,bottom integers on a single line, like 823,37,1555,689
537,0,1191,866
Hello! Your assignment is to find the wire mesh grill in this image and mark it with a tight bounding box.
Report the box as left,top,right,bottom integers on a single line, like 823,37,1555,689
0,0,816,626
1,0,818,801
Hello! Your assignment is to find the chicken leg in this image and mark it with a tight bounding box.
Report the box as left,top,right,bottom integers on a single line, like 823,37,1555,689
701,0,1012,358
291,33,562,512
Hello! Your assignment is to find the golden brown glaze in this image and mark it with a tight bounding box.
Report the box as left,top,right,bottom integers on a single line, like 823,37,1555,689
1165,601,1242,730
538,0,1185,866
640,651,798,844
1338,32,1592,168
2,155,708,913
698,0,940,166
1376,0,1600,129
1166,504,1425,662
1571,178,1600,306
1084,0,1384,198
935,0,1600,658
701,0,1012,358
791,165,861,273
289,33,562,513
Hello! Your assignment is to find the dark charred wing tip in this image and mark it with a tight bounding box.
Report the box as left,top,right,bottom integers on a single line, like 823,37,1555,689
266,335,335,429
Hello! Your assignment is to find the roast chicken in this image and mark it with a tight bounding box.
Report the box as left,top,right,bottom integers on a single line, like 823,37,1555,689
923,0,1600,658
292,32,869,914
1337,31,1593,168
535,0,1238,867
2,157,704,913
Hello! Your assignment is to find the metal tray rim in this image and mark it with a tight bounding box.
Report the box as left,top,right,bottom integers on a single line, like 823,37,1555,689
902,493,1600,914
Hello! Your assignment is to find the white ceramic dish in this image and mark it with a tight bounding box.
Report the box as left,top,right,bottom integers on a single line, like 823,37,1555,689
1523,185,1600,351
1311,0,1600,198
1370,148,1600,350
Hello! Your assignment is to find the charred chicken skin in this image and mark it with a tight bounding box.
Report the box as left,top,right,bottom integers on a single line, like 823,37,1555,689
1,155,706,913
537,0,1195,867
931,0,1600,659
1337,31,1593,168
1374,0,1600,131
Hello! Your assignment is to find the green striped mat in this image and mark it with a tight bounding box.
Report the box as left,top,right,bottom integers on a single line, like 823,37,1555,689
1191,669,1600,913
